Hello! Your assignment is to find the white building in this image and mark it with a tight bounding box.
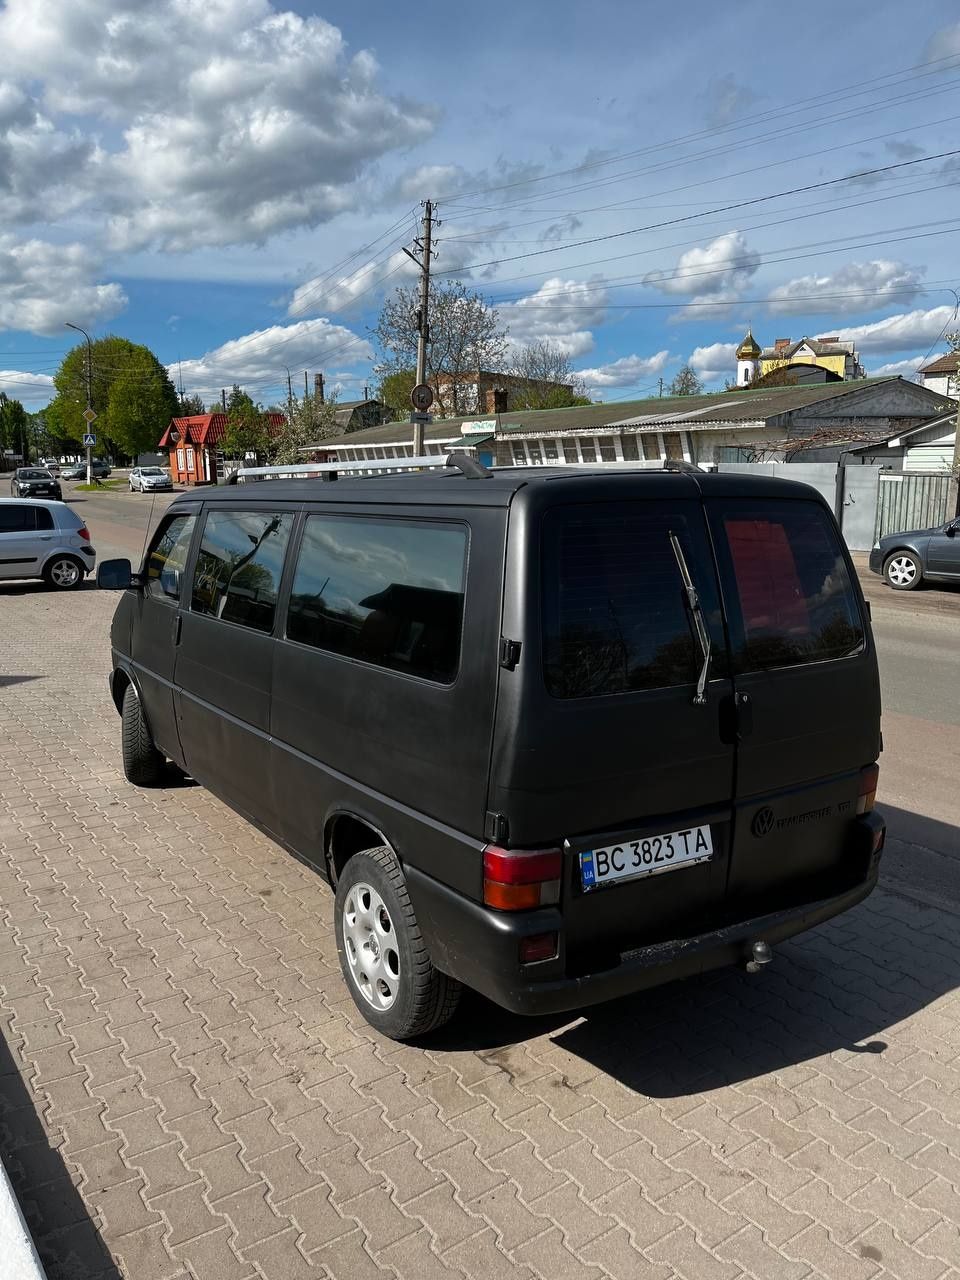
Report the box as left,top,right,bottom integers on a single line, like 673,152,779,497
918,352,960,398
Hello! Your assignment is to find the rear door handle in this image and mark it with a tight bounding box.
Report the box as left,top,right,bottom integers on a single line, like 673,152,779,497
174,615,182,645
736,692,753,738
39,536,53,541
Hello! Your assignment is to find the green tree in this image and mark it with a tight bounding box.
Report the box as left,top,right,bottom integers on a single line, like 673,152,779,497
376,368,416,421
4,399,30,461
668,365,704,397
270,393,340,465
48,336,178,459
222,396,270,460
374,280,508,417
179,393,205,415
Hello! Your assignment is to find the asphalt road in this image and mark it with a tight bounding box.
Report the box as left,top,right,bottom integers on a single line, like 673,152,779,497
69,484,960,914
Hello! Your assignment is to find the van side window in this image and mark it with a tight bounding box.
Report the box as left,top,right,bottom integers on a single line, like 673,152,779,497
286,515,467,684
542,503,717,698
191,510,292,633
144,514,196,602
716,500,864,671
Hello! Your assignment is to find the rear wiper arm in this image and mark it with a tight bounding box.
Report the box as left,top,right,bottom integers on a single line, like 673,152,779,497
669,531,711,707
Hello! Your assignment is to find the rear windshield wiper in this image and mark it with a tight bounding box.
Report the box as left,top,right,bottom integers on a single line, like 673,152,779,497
669,531,711,707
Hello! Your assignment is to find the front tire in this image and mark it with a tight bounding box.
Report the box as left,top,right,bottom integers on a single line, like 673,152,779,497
121,684,166,786
334,846,461,1039
43,555,84,590
884,551,923,591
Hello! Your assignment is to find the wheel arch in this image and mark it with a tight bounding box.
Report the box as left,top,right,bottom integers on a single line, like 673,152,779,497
324,811,397,886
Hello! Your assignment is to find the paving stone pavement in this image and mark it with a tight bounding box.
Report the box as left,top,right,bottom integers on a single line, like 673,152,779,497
2,584,960,1280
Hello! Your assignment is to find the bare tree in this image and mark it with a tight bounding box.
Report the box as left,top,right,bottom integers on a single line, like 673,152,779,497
508,341,589,409
669,365,704,397
374,280,508,417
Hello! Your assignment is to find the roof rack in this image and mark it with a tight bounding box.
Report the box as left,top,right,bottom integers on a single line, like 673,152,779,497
662,459,704,474
224,450,492,485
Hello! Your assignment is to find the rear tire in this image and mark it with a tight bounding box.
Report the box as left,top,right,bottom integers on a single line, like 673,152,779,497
884,550,923,591
43,555,84,590
121,684,166,786
334,845,461,1040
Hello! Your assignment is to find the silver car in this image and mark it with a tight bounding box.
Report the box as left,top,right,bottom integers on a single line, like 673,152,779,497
129,466,173,492
0,498,96,589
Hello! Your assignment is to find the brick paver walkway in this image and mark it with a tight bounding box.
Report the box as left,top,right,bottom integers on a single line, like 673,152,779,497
2,586,960,1280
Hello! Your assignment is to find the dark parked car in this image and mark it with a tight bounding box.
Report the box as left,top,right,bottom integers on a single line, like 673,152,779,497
97,462,885,1040
10,467,63,501
869,516,960,590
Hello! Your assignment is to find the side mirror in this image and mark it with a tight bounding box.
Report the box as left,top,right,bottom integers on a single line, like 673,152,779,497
97,558,135,590
945,522,959,537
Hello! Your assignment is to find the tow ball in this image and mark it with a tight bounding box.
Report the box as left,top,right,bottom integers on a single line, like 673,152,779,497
744,940,773,974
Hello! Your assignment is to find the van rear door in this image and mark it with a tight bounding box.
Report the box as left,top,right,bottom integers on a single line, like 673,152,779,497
704,489,880,915
492,484,737,966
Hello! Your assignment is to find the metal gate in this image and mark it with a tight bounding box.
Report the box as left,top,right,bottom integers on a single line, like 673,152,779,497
875,472,952,541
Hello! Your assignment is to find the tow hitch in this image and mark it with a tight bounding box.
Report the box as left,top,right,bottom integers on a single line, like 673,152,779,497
744,940,773,974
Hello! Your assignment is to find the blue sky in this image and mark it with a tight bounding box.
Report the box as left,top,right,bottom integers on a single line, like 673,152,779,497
2,0,960,412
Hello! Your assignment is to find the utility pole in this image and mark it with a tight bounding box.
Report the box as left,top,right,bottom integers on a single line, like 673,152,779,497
221,388,227,412
304,371,309,401
284,367,294,423
65,322,94,484
658,377,664,398
403,200,437,457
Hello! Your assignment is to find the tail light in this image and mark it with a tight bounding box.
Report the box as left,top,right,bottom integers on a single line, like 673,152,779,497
77,525,91,541
857,763,879,815
519,932,559,964
483,845,562,911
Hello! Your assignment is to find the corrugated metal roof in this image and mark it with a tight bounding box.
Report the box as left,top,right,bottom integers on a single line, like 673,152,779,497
920,352,960,375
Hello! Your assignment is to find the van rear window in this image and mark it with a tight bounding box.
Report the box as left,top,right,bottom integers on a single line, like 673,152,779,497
715,500,864,671
542,503,718,699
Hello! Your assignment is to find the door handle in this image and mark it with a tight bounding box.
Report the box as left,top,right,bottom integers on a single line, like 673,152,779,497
174,615,182,645
39,536,53,541
718,692,753,744
736,692,753,738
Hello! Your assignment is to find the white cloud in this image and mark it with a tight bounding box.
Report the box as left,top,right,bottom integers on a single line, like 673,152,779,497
500,276,607,358
835,305,957,353
289,251,418,318
175,318,374,397
689,341,739,383
644,231,761,298
867,358,922,379
0,370,55,409
0,236,127,335
576,351,671,390
699,74,759,128
923,23,960,61
0,0,437,252
768,260,924,315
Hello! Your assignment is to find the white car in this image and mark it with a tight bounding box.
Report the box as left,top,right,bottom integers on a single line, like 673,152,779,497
130,466,173,492
0,498,96,589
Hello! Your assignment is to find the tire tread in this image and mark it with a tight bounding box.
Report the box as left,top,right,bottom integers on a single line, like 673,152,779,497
121,685,166,786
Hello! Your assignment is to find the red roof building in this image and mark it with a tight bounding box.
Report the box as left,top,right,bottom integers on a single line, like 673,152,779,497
158,413,286,485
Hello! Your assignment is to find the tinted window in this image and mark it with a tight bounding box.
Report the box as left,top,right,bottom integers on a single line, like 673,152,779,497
543,503,717,698
35,507,54,531
716,500,864,671
145,514,196,601
287,515,467,684
192,510,292,633
0,505,33,532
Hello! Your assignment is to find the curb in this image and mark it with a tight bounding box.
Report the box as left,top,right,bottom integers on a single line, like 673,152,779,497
0,1157,47,1280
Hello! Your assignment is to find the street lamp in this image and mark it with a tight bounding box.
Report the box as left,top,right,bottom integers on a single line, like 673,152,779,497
65,322,94,485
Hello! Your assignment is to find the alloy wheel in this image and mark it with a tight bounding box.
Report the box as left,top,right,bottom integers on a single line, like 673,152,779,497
49,558,81,587
887,555,918,587
341,882,401,1010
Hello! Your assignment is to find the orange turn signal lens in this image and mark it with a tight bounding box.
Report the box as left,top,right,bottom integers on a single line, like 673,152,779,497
483,880,543,911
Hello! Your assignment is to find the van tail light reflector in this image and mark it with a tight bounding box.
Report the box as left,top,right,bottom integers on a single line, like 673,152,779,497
77,525,91,541
519,932,559,965
482,845,562,911
857,763,879,815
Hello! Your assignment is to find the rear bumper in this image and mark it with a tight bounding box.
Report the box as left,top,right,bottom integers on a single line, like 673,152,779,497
408,812,885,1016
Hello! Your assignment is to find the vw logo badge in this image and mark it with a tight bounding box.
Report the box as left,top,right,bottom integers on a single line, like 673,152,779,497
752,807,776,838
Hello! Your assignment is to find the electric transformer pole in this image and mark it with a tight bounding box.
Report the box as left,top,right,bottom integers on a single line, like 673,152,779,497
403,200,437,458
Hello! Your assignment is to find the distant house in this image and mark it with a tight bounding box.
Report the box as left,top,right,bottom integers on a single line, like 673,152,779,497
736,330,865,386
332,399,390,432
159,412,286,485
433,370,574,416
918,352,960,398
848,412,957,471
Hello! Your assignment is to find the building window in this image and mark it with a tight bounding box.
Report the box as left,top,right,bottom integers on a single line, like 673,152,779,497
375,447,386,459
621,434,639,461
191,510,293,633
663,433,684,460
578,437,597,462
527,441,543,465
561,438,579,464
185,447,195,473
176,447,186,474
144,514,196,603
598,437,617,462
641,434,660,460
511,442,527,465
286,515,468,684
543,438,558,460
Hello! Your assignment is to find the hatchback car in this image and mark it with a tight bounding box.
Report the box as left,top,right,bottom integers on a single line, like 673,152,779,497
10,467,63,501
870,516,960,589
0,498,96,588
61,460,111,481
129,466,173,492
97,460,884,1040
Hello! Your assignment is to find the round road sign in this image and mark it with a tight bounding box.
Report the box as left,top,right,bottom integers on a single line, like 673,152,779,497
410,382,434,411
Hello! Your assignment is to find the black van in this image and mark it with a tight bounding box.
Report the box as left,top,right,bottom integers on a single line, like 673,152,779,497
98,463,884,1039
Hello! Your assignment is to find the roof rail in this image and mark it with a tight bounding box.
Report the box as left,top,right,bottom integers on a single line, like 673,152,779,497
224,451,490,485
662,459,703,475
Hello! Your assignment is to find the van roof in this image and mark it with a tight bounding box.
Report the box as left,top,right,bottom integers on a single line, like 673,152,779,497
169,467,825,510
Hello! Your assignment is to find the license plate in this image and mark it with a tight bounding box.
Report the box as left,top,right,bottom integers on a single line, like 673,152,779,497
579,824,713,891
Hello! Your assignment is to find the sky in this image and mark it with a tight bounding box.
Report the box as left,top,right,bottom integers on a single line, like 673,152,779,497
2,0,960,414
